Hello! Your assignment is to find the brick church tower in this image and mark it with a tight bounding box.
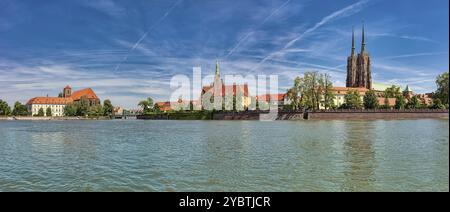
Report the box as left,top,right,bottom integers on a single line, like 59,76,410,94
63,85,72,98
346,27,358,88
346,25,372,90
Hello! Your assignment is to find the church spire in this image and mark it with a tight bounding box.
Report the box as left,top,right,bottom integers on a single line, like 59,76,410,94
214,59,221,86
351,26,355,56
215,59,220,78
361,23,366,53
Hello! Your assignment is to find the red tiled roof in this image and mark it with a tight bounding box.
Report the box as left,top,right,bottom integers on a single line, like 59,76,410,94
256,93,286,101
155,101,171,107
27,87,99,105
26,97,73,105
155,101,173,112
70,88,99,101
202,84,249,97
155,100,201,112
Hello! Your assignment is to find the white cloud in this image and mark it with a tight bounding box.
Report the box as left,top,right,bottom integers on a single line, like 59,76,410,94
82,0,125,17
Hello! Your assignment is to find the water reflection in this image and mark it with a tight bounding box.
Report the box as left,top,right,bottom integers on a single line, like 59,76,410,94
201,122,250,191
341,121,376,191
0,120,448,191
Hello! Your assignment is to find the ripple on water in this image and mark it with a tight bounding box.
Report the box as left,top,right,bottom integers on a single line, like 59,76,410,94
0,119,448,191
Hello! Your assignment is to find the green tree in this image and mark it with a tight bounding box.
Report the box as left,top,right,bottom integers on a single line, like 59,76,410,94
189,101,194,111
255,97,260,110
63,104,77,116
37,108,45,117
286,88,298,110
103,99,114,116
384,85,402,98
224,93,234,111
12,101,28,116
88,104,104,117
319,73,335,110
395,95,406,109
303,71,321,110
287,76,303,110
0,99,11,116
430,98,445,109
434,72,449,105
138,97,154,114
154,103,161,113
406,95,421,109
46,107,52,117
343,90,362,109
147,97,154,110
363,90,379,109
138,100,150,113
249,96,258,111
62,99,107,117
77,96,90,116
288,72,338,110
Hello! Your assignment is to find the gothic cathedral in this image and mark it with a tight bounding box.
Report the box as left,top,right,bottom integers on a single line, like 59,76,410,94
346,25,372,90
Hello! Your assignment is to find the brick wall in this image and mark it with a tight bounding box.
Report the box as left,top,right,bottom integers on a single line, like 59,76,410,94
308,110,449,120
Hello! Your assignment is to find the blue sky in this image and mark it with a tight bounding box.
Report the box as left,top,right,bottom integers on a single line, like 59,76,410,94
0,0,448,108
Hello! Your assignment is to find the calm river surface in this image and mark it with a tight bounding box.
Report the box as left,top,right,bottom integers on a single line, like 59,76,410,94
0,119,448,191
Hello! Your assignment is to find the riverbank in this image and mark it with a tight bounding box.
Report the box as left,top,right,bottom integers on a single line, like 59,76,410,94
137,109,449,120
0,116,111,121
2,109,448,121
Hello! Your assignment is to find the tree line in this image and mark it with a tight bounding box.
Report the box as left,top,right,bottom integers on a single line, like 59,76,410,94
0,97,114,117
284,71,449,111
63,97,114,117
286,72,335,111
0,100,29,116
138,97,162,114
133,71,449,113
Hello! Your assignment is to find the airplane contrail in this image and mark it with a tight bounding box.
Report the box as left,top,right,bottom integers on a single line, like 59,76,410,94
114,0,183,71
224,0,291,59
253,0,371,71
283,0,369,49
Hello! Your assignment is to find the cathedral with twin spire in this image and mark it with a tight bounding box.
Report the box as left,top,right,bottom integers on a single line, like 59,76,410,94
346,25,372,90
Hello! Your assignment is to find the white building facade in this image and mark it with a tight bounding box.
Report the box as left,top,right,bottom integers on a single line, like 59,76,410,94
28,103,66,117
26,97,73,117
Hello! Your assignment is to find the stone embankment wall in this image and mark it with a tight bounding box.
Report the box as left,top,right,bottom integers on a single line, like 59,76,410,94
307,109,449,120
137,110,449,120
213,111,305,120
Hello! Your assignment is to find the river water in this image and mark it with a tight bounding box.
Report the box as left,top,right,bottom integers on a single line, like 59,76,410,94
0,119,448,191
